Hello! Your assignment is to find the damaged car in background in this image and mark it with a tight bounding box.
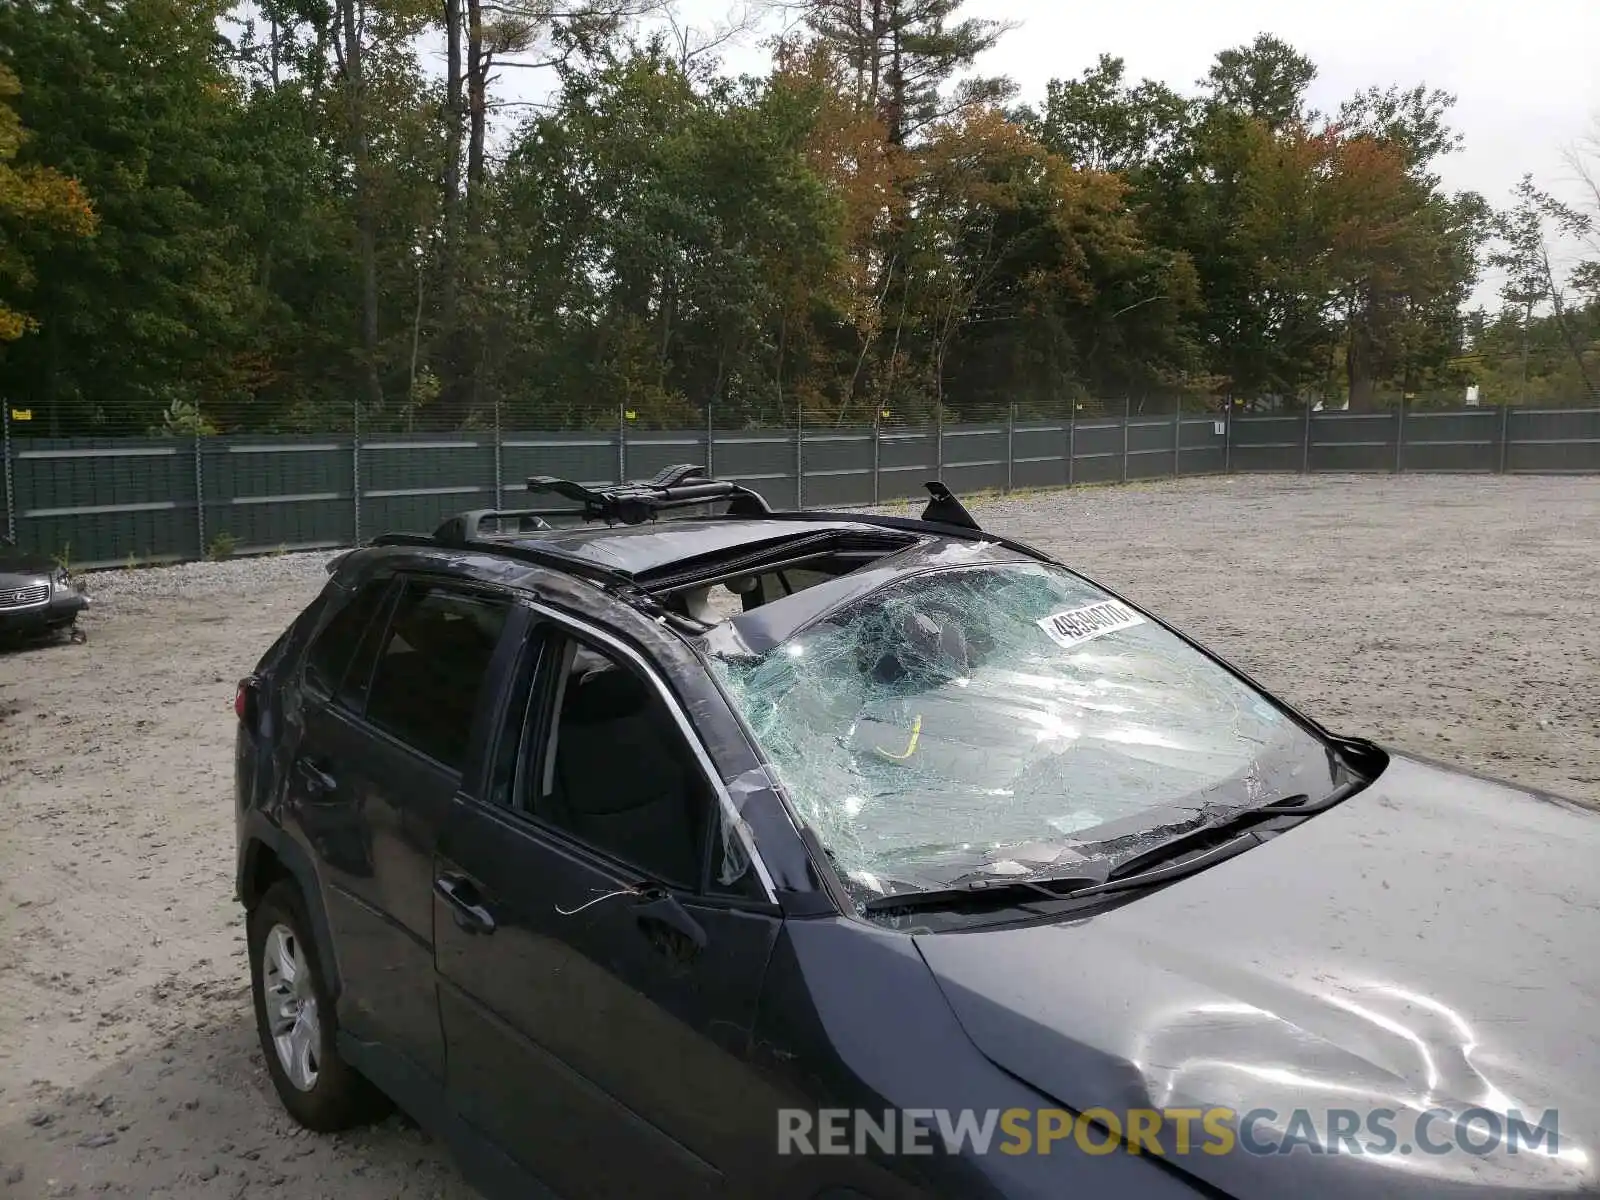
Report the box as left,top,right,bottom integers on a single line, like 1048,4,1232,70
0,535,89,644
233,466,1600,1200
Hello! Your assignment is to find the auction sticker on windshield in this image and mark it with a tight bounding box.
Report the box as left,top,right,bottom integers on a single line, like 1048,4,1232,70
1036,599,1145,649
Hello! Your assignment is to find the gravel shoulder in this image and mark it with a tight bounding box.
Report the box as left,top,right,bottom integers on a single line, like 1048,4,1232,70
1,473,1596,1197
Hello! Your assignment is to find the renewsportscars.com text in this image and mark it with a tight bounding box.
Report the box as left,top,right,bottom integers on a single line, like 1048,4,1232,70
777,1107,1562,1159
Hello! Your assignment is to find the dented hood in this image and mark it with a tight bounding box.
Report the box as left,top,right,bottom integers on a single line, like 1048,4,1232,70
914,755,1600,1199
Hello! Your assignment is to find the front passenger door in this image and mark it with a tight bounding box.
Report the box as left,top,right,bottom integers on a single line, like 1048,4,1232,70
434,615,787,1198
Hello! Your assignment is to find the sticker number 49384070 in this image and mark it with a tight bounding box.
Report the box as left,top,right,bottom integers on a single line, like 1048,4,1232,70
1036,599,1145,650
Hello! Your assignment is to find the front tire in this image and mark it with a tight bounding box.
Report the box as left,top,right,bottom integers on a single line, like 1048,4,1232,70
247,880,389,1130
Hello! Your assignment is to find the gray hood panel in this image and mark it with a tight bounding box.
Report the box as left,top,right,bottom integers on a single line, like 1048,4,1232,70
916,755,1600,1199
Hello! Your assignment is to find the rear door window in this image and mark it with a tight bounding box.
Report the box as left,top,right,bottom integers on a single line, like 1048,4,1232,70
303,580,393,702
363,582,511,772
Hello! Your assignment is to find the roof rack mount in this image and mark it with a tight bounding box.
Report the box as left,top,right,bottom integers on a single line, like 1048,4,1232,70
428,465,982,546
919,481,981,531
526,463,772,526
433,508,561,545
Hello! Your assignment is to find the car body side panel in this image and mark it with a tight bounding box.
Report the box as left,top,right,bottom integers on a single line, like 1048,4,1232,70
238,561,527,1087
334,1029,560,1200
434,808,787,1198
431,598,791,1197
295,706,455,1078
748,917,1222,1199
235,585,343,991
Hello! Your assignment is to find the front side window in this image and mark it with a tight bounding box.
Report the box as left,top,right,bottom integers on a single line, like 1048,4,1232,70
492,629,753,895
709,562,1336,898
363,582,510,771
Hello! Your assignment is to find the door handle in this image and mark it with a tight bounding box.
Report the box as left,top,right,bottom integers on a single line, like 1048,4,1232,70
296,758,338,794
435,874,497,935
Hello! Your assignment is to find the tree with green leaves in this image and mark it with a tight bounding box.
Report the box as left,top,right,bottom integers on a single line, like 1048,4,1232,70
0,0,259,433
1488,174,1597,401
1202,33,1317,133
2,2,1580,437
1028,54,1192,174
803,0,1012,147
0,62,96,344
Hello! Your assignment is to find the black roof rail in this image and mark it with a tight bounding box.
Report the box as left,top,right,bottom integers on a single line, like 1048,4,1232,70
365,530,712,634
526,463,772,526
369,530,637,589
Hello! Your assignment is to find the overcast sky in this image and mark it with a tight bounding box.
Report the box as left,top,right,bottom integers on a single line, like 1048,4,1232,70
504,0,1600,308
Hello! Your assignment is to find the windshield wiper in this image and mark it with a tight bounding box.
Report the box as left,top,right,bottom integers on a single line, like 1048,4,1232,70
861,781,1366,917
1095,780,1364,887
860,872,1106,915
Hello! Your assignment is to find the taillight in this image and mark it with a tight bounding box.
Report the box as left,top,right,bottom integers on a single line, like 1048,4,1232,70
235,677,258,724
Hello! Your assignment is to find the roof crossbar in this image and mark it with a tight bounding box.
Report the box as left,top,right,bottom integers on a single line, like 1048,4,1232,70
525,463,772,526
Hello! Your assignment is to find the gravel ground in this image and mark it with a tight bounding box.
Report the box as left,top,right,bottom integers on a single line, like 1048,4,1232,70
0,473,1596,1198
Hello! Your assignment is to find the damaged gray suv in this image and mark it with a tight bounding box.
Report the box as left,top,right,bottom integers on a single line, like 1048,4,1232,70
234,466,1600,1200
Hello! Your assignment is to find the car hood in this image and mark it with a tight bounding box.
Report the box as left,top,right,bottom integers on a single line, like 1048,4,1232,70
0,547,56,585
915,754,1600,1199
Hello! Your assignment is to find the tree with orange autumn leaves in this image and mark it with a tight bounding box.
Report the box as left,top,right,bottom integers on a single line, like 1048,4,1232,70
0,0,1581,433
0,62,95,343
770,41,1203,422
1235,119,1485,406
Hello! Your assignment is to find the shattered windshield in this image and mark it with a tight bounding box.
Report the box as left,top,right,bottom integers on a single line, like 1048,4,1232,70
708,561,1333,900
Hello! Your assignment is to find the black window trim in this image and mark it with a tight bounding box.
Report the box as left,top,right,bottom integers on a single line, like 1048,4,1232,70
473,598,778,904
344,572,521,777
476,619,553,813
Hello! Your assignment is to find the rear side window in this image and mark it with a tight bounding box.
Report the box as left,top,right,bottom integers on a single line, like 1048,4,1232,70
303,580,392,699
364,582,511,771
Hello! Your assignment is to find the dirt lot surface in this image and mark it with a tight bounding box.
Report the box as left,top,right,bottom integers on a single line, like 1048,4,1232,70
1,473,1596,1198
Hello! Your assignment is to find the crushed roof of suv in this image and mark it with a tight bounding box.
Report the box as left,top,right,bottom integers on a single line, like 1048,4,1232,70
467,518,894,579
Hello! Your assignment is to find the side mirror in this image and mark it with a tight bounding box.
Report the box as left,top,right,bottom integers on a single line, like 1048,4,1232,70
632,889,707,959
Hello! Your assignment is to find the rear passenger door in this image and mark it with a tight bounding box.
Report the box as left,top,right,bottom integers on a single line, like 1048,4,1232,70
434,610,787,1199
291,574,515,1084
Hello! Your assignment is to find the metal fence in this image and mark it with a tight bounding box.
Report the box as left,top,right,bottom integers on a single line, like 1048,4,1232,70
3,404,1598,568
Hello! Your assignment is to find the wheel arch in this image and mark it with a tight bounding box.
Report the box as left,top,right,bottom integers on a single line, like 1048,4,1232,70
240,824,344,999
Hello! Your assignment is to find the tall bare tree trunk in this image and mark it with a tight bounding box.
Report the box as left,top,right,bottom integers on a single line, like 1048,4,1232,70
339,0,384,416
1545,262,1598,399
868,0,881,107
435,0,468,425
885,21,904,146
1346,292,1379,410
439,0,488,423
441,0,464,312
466,0,487,202
268,6,281,87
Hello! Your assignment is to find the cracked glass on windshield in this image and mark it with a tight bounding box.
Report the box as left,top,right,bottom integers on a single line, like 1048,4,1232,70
708,561,1332,899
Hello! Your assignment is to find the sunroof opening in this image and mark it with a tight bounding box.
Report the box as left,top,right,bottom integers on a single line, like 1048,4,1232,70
644,529,923,628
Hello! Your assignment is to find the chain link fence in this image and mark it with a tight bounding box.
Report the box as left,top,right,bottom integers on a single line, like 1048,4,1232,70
3,397,1598,568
